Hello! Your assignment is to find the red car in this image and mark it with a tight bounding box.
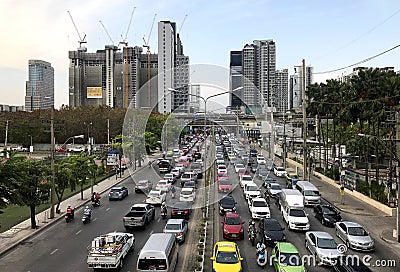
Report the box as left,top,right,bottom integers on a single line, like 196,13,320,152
218,180,232,193
217,172,229,182
221,212,244,240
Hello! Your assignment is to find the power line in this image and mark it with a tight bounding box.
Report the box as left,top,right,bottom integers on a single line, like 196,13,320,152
314,43,400,74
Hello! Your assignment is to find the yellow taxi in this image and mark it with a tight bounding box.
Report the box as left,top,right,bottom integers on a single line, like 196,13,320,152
210,241,243,272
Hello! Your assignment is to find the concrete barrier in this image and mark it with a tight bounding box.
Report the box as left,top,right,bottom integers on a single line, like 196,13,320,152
286,158,396,216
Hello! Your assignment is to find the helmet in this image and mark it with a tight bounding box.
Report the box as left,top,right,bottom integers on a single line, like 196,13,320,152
86,206,89,209
67,205,71,208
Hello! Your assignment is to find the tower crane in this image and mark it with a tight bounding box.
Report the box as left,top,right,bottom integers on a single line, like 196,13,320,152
67,11,87,52
118,6,136,48
99,20,115,45
143,14,157,108
178,14,188,34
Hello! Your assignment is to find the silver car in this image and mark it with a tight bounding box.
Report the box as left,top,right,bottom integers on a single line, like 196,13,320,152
335,221,374,252
305,231,344,265
163,218,188,243
267,182,282,198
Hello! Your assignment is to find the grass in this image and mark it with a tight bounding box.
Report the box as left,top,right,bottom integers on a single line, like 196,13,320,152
0,172,114,232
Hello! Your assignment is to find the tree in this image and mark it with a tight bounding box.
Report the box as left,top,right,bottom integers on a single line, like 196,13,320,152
67,153,98,200
3,157,50,229
54,159,75,213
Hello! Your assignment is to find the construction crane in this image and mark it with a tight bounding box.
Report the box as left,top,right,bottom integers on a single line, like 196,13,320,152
67,11,87,52
178,14,188,34
99,20,115,45
143,14,157,108
118,6,136,108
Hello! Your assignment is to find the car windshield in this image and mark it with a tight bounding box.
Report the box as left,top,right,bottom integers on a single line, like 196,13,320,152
181,174,191,179
181,190,192,195
218,165,227,169
265,221,282,231
184,182,195,187
238,169,246,173
165,174,173,178
317,238,337,249
289,209,306,217
220,198,235,205
304,190,319,196
348,227,368,236
276,167,285,171
149,192,160,197
236,164,244,168
225,217,241,225
165,223,181,230
242,176,252,181
322,207,337,215
216,252,239,264
111,189,122,192
253,201,267,207
279,253,302,266
139,181,148,185
270,184,281,190
219,180,231,185
246,185,258,191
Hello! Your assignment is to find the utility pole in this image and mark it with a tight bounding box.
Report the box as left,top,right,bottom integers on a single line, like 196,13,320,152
107,119,110,145
4,120,9,158
49,107,55,219
396,112,400,242
283,114,287,169
302,59,307,180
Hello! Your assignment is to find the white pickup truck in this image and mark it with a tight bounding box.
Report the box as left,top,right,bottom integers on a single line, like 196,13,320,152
279,189,310,231
249,197,270,219
87,232,135,270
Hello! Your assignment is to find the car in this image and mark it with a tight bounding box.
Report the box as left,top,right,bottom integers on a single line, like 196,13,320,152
227,152,236,160
258,218,286,246
179,187,196,202
217,172,229,182
250,149,258,157
175,163,185,172
263,176,277,188
180,172,197,186
249,197,270,219
146,189,166,205
216,158,225,165
217,164,228,174
243,183,261,200
257,167,270,180
274,166,287,177
266,161,274,171
171,168,182,178
234,163,245,173
183,181,197,190
163,218,188,243
335,221,374,252
285,172,299,188
218,195,237,215
266,183,282,198
257,156,266,165
211,241,243,272
55,147,67,152
155,180,170,192
239,174,253,188
251,163,259,173
195,159,203,166
230,157,242,166
271,242,305,271
221,212,244,240
108,186,128,200
135,180,152,193
237,168,247,177
305,231,344,266
314,204,342,227
218,179,232,193
171,201,192,219
163,173,176,184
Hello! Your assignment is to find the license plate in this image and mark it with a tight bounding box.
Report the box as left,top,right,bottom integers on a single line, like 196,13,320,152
231,234,238,237
177,212,182,214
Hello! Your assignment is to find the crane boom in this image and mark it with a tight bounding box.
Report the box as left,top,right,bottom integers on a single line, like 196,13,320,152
99,20,115,45
123,6,136,42
178,14,188,34
144,14,157,46
67,11,86,47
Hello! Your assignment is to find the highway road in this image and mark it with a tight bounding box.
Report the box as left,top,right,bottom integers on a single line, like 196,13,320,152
206,153,399,272
0,155,205,272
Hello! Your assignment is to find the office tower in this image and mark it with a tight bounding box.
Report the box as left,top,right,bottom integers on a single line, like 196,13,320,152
189,84,201,113
174,34,190,112
275,69,289,113
25,59,54,111
229,51,243,110
289,65,313,110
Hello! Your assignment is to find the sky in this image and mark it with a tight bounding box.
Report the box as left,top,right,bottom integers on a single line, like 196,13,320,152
1,0,400,109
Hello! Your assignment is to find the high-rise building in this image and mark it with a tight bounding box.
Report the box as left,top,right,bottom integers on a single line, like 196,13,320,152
25,59,54,111
289,65,313,110
230,39,276,113
229,51,243,109
275,69,289,113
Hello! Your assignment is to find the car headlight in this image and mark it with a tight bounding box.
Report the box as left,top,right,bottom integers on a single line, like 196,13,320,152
264,235,272,240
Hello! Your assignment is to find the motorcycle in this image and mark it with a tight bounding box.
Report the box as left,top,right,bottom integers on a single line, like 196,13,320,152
65,211,74,223
170,190,175,199
161,208,167,220
82,213,91,224
248,226,256,246
256,247,267,268
92,199,100,207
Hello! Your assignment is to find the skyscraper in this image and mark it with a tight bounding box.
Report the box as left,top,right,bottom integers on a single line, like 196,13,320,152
229,51,243,109
25,59,54,111
275,69,289,113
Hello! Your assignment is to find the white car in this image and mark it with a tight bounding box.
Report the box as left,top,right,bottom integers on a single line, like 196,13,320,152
171,168,181,177
239,174,253,188
217,164,228,174
155,180,170,192
249,197,271,219
175,163,185,172
146,190,166,205
234,163,245,173
243,182,262,200
256,156,266,165
179,187,196,202
267,182,282,198
216,158,225,165
274,166,287,177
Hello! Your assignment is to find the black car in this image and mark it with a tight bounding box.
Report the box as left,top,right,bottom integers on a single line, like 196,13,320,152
171,201,192,220
108,186,129,200
258,218,286,246
263,176,277,188
251,163,259,173
250,149,258,157
314,204,342,227
333,258,372,272
218,195,237,215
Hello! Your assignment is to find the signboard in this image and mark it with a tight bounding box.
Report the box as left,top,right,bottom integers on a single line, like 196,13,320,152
87,87,102,98
107,153,118,166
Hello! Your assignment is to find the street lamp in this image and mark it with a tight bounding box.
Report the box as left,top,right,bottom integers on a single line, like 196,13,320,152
84,122,93,155
168,86,243,217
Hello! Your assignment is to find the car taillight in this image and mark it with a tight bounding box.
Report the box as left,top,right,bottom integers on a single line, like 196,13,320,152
184,210,188,214
171,210,176,214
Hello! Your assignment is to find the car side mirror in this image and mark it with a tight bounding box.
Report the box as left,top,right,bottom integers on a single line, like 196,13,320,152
239,257,244,261
210,257,215,261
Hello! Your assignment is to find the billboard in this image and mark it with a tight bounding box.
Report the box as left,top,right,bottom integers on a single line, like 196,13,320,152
87,87,102,98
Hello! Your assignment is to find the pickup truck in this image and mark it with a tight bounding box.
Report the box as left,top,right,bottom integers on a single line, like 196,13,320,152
87,232,134,270
123,204,155,230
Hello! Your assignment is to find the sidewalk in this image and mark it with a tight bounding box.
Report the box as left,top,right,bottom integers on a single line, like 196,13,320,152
0,153,160,257
257,147,400,256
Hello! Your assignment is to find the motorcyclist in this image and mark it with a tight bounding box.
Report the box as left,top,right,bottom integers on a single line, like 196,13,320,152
256,240,266,254
170,186,176,198
83,205,92,219
161,203,167,216
66,205,74,218
91,192,101,205
248,219,256,239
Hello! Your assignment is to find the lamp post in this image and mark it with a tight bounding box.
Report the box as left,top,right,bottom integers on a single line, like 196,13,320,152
49,105,55,219
28,134,33,154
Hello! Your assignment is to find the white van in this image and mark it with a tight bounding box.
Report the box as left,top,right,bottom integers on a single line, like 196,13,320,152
136,233,179,272
279,189,310,231
295,180,321,206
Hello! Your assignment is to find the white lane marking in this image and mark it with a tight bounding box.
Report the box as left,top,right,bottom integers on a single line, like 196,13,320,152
157,218,161,222
106,207,110,211
76,230,82,235
93,218,97,222
50,249,58,255
149,230,154,236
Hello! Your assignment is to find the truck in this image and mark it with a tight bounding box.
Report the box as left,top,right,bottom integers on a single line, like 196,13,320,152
122,203,155,230
278,189,310,231
87,232,135,270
